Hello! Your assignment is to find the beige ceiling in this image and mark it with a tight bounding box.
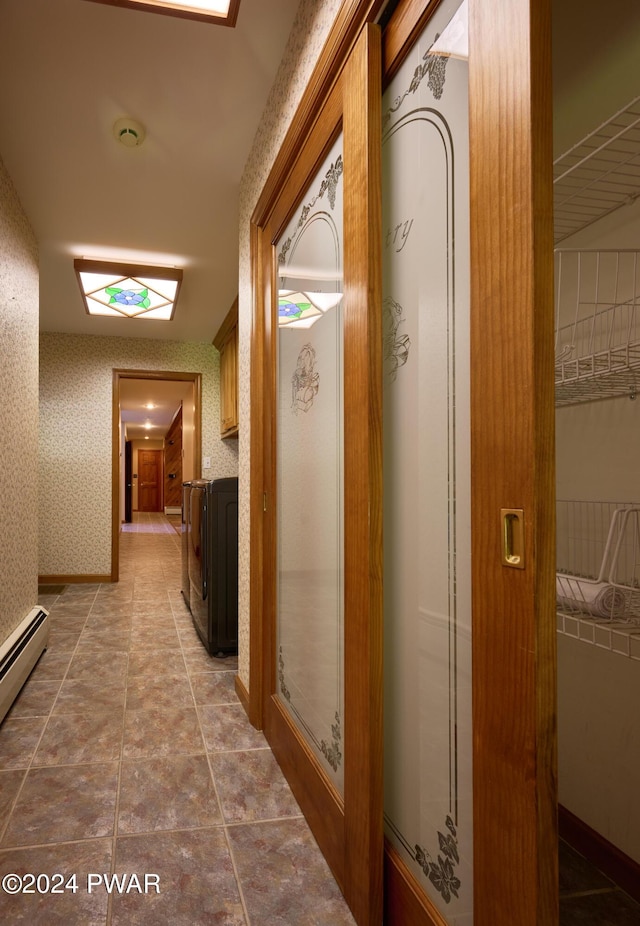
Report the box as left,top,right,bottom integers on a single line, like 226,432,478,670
119,378,193,440
0,0,300,343
3,0,640,438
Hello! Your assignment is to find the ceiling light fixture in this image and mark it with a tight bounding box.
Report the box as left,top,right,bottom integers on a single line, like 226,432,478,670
74,259,183,321
81,0,240,26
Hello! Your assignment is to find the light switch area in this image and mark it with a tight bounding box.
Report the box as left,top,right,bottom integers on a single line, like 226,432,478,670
203,456,211,469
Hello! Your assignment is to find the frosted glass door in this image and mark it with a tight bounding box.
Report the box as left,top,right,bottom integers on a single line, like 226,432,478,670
275,134,345,793
382,1,473,922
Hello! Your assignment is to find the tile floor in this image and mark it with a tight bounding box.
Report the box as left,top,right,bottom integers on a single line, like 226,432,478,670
0,513,355,925
3,514,639,924
559,839,640,925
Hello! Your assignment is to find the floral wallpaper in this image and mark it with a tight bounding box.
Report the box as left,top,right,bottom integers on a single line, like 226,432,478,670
39,332,238,577
237,0,342,688
0,154,39,644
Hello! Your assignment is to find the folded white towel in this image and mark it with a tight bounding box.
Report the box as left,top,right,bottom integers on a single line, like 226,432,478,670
556,574,627,619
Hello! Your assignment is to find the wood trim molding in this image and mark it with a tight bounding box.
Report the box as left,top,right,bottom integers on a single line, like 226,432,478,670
248,220,265,730
111,371,121,582
213,296,238,350
384,840,448,926
251,0,386,230
381,0,441,84
38,574,113,585
559,805,640,904
234,673,250,718
342,23,383,923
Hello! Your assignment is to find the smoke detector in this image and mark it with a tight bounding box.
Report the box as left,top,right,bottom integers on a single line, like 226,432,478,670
113,118,146,148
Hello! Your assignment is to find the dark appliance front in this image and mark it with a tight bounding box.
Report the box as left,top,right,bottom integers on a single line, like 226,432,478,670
181,481,191,610
188,477,238,655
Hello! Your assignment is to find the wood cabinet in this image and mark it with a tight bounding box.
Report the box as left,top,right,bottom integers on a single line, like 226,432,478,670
214,297,239,439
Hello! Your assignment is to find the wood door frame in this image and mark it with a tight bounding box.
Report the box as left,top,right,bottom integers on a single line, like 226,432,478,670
468,0,557,922
111,369,202,581
249,0,556,924
252,25,383,926
248,0,385,725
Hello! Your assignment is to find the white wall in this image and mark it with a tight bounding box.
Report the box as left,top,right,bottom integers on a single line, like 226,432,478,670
556,186,640,860
557,633,640,863
556,398,640,503
0,154,39,643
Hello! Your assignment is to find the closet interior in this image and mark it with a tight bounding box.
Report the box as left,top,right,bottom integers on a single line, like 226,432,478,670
553,1,640,895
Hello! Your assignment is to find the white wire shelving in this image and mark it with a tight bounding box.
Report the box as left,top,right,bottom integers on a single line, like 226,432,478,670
554,96,640,244
555,249,640,406
556,499,640,627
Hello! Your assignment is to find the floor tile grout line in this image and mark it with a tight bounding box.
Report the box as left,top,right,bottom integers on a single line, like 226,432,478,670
0,764,28,847
1,810,309,857
2,514,293,924
0,834,124,854
174,587,252,924
219,816,253,925
106,597,127,926
203,740,253,925
3,596,92,809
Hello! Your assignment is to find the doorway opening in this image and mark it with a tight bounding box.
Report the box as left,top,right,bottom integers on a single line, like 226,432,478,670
111,369,202,581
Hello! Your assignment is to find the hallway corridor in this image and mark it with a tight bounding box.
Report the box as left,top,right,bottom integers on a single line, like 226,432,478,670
0,513,355,925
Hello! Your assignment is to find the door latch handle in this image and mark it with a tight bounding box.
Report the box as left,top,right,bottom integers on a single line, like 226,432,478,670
501,508,525,569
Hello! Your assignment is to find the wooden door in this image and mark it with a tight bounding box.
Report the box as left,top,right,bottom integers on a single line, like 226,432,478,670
381,0,557,924
257,25,383,926
249,2,555,924
138,449,162,512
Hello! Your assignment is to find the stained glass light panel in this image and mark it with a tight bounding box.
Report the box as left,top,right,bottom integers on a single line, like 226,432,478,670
74,260,182,321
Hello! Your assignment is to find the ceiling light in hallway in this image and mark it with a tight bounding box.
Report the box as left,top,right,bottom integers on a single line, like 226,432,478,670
82,0,240,26
74,259,183,321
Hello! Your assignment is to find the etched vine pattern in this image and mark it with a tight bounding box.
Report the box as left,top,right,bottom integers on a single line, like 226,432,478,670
278,647,291,702
291,343,320,414
320,711,342,771
383,36,449,130
414,815,461,904
383,297,411,380
278,649,343,774
278,156,343,268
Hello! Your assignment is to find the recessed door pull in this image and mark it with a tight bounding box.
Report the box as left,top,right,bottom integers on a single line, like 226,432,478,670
501,508,526,569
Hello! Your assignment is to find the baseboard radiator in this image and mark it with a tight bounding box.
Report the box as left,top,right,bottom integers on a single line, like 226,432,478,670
0,607,50,724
